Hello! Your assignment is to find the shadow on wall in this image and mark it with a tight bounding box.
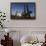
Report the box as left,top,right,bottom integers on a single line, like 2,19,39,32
13,40,21,46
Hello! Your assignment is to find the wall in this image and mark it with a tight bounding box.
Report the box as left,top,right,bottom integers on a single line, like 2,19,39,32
0,0,46,28
0,0,46,46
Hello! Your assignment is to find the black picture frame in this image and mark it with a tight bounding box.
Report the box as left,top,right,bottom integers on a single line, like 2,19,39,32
10,2,36,20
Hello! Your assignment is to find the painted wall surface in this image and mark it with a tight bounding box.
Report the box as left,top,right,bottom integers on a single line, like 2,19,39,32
0,0,46,27
0,0,46,46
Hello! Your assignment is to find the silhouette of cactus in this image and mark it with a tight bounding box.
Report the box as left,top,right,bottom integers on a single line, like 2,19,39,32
22,4,32,18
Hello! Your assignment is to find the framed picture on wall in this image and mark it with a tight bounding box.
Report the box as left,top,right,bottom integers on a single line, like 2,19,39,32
10,2,36,20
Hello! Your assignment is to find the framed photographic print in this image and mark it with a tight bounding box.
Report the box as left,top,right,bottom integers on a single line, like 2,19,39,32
10,2,36,20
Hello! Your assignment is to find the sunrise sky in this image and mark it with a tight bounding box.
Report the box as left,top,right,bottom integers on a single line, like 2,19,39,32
11,3,36,17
